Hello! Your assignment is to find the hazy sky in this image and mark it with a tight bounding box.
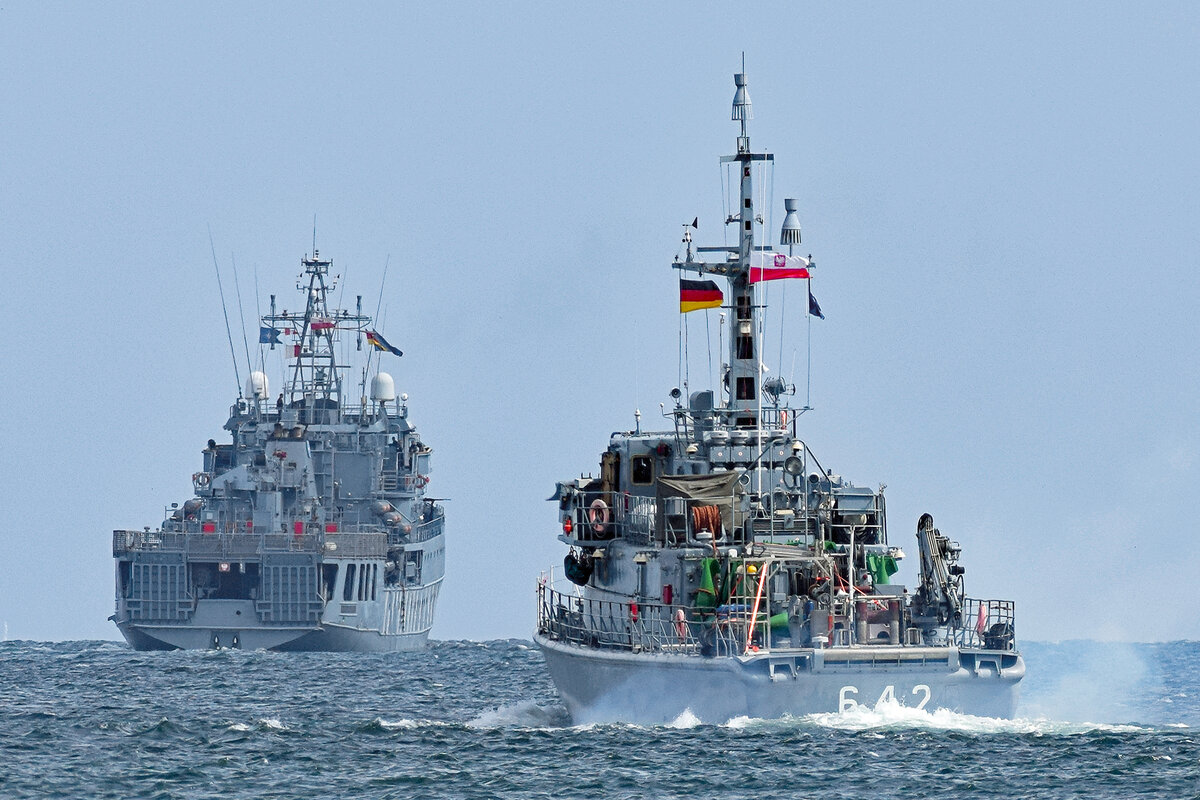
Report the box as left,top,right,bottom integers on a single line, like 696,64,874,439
1,3,1197,644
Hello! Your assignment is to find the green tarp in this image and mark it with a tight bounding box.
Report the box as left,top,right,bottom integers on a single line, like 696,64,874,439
655,471,743,542
866,552,898,585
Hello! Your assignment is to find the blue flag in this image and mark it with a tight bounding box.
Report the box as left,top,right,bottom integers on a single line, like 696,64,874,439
808,289,824,320
259,326,282,345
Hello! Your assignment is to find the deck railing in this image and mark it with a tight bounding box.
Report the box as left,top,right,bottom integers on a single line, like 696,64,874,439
537,582,1019,657
952,598,1017,650
114,529,371,559
537,582,773,658
114,517,444,559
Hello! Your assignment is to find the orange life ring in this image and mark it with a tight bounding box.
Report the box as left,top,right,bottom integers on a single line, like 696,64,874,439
780,409,788,427
674,608,688,643
415,475,429,488
587,499,610,535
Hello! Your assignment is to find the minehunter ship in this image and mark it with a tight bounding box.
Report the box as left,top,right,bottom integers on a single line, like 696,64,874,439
535,70,1024,723
112,251,445,651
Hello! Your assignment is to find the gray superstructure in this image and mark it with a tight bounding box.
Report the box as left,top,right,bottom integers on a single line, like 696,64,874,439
535,70,1024,723
112,251,445,651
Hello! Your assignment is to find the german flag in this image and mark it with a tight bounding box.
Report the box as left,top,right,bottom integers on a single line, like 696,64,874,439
366,329,403,357
680,279,723,313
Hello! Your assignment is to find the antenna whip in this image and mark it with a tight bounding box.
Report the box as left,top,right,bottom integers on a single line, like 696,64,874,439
208,227,243,397
231,252,254,386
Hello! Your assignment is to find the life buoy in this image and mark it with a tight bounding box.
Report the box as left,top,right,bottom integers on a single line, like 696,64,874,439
415,475,429,489
193,472,210,488
587,499,610,535
674,608,688,643
780,409,788,427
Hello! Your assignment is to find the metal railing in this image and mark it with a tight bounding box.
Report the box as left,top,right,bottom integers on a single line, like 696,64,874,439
115,519,442,559
115,529,344,559
324,532,388,558
407,516,444,544
565,491,745,547
538,582,1020,657
537,582,765,658
952,597,1017,650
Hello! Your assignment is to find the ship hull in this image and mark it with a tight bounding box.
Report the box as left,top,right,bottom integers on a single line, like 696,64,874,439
113,543,444,652
536,632,1023,724
116,609,433,653
116,618,312,651
117,621,431,653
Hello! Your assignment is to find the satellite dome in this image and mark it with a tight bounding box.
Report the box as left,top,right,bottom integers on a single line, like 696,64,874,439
371,372,396,402
245,371,270,400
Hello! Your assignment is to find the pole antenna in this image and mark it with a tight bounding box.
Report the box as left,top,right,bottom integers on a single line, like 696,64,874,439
367,254,391,374
231,252,254,387
253,261,263,371
208,227,243,398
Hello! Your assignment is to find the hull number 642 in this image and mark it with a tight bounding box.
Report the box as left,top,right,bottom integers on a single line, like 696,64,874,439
839,684,931,712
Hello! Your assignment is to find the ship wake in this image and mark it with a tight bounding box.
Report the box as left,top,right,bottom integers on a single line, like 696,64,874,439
729,700,1151,736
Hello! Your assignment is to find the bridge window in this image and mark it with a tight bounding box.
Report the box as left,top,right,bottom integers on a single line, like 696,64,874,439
631,455,653,485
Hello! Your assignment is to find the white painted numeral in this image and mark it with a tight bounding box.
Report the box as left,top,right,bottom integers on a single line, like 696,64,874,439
839,683,931,712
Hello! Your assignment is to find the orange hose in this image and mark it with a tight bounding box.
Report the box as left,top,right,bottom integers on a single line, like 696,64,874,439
692,505,721,534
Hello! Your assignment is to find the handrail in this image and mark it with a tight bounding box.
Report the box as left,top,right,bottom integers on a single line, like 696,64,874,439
537,581,772,658
114,518,443,559
565,489,748,547
536,581,1019,657
952,597,1018,651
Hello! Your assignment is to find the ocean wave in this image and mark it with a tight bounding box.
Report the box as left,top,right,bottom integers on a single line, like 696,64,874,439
798,700,1147,735
357,716,460,733
666,709,703,729
224,718,290,733
466,701,569,729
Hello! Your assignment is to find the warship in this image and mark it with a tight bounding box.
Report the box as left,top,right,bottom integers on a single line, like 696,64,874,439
535,70,1024,723
112,251,445,651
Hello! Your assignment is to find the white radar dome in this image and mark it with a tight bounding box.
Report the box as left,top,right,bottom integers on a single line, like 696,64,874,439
371,372,396,402
245,371,270,400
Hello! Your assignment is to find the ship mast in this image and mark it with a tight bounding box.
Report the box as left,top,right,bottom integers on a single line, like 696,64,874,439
290,253,339,404
674,68,778,428
722,69,777,428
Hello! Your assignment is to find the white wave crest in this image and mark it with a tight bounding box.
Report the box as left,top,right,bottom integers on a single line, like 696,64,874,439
375,718,422,730
666,709,703,729
467,702,566,729
803,698,1145,735
224,718,289,733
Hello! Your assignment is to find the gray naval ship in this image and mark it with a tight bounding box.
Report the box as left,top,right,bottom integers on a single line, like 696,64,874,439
112,251,445,651
535,70,1024,723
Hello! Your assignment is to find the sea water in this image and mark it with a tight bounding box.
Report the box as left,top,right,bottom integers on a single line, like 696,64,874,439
2,639,1197,799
